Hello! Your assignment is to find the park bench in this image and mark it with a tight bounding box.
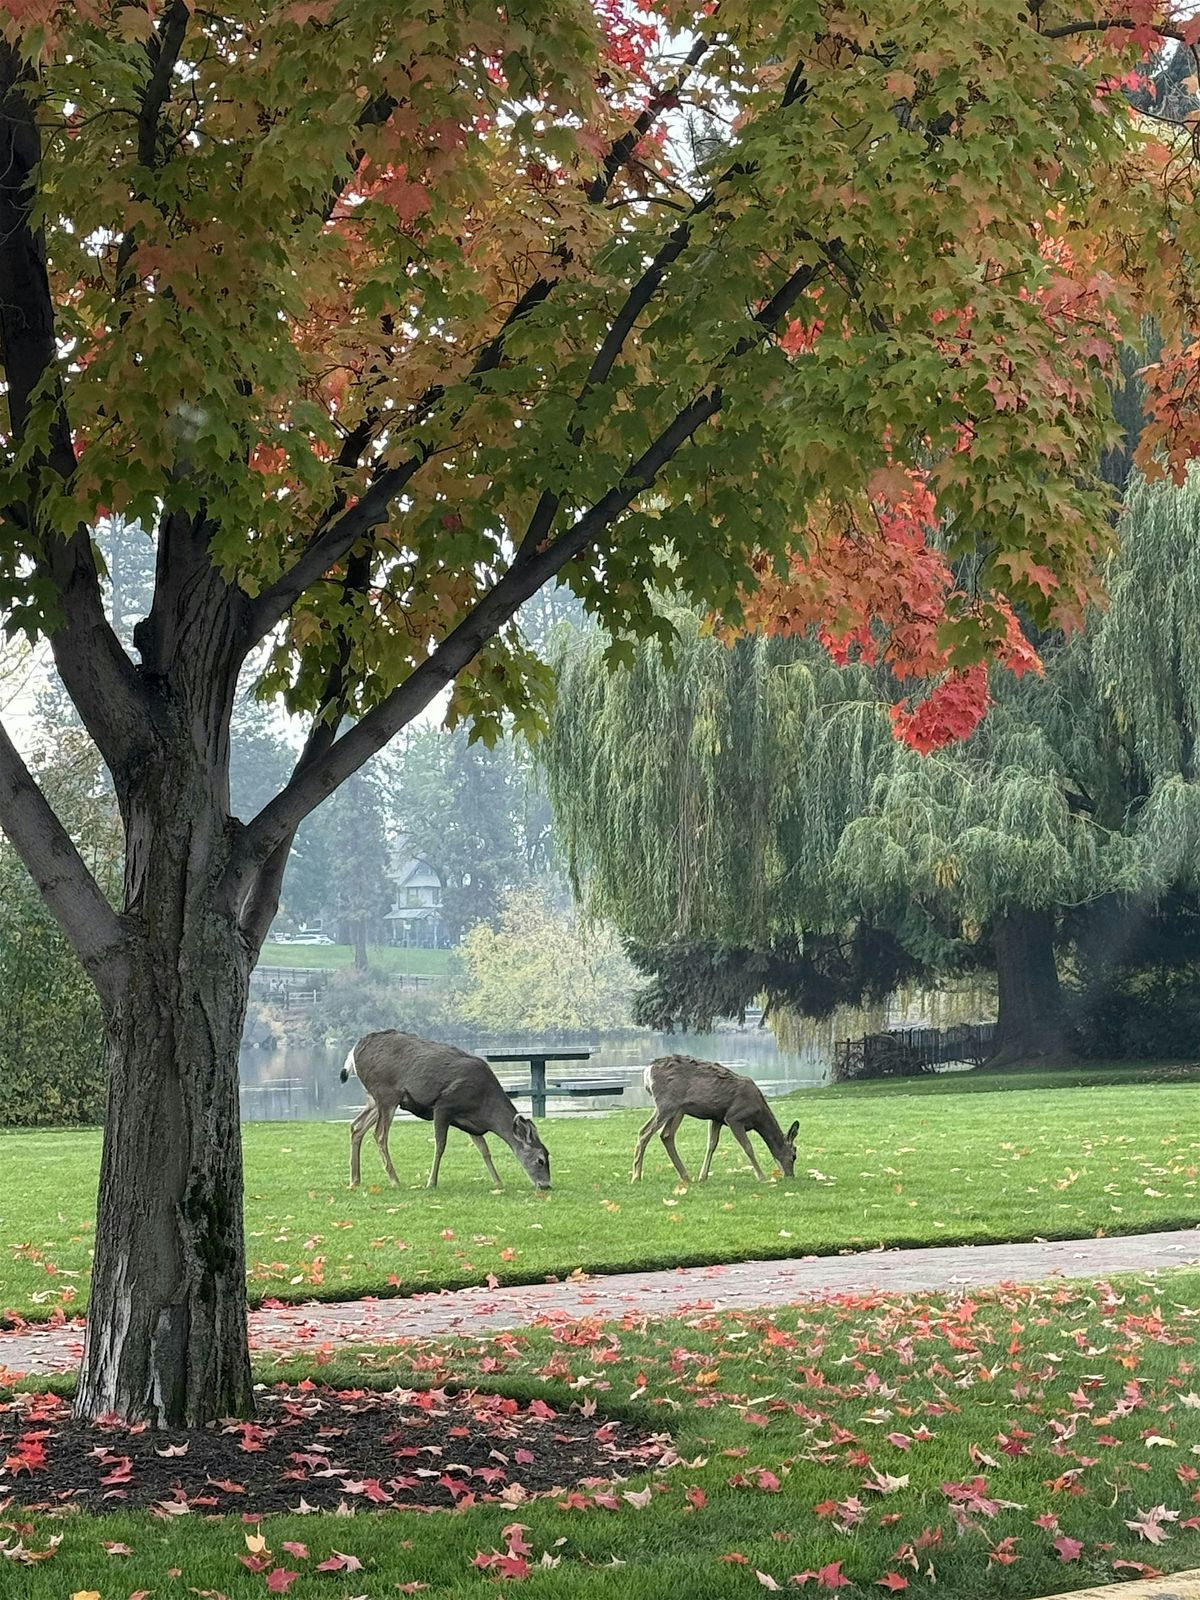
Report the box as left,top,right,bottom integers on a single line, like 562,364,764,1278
486,1049,626,1119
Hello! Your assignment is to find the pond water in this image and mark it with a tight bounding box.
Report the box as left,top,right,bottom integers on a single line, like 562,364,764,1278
237,1025,840,1124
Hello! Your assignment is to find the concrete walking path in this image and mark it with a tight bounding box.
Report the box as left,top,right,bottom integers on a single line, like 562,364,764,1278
1038,1574,1200,1600
3,1226,1198,1379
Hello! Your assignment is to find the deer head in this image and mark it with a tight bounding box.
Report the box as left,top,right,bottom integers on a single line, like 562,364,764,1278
511,1113,552,1189
778,1119,800,1177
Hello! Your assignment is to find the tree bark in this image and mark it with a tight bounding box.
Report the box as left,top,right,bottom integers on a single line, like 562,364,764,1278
988,907,1068,1069
75,932,253,1426
75,677,255,1427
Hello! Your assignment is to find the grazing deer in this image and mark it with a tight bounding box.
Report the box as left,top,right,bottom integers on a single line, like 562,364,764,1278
631,1054,799,1183
341,1030,551,1190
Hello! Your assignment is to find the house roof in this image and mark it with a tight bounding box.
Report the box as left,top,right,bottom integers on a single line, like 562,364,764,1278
392,854,441,888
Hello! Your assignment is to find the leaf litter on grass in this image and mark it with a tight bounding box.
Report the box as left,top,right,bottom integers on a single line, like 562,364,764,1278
3,1277,1200,1595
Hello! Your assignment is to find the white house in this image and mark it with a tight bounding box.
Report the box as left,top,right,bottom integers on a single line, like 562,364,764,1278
385,853,444,948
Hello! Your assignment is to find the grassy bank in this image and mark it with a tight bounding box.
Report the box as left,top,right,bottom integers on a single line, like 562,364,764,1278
2,1066,1197,1322
4,1273,1200,1597
259,942,457,975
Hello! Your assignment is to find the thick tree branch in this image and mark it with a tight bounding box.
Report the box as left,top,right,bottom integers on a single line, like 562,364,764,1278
0,718,128,1000
232,254,820,874
0,44,154,771
1040,18,1187,43
138,0,191,168
246,38,715,645
113,0,192,297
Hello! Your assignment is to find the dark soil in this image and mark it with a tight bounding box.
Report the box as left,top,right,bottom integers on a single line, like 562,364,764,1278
0,1385,671,1516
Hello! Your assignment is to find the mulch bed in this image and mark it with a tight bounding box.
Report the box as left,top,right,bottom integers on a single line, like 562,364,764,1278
0,1384,673,1516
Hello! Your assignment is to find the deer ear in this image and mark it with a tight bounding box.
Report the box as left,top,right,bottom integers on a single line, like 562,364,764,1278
785,1120,800,1142
513,1114,531,1141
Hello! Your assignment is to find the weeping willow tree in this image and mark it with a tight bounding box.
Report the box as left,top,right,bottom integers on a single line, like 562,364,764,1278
1067,466,1200,1052
547,620,934,1027
829,682,1148,1062
546,591,1157,1065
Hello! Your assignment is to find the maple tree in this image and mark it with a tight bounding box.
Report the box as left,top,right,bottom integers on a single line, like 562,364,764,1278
0,0,1198,1429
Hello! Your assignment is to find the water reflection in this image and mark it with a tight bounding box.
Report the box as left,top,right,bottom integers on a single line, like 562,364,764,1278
237,1026,834,1124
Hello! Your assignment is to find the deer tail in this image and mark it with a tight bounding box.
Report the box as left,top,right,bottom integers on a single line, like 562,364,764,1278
340,1044,357,1084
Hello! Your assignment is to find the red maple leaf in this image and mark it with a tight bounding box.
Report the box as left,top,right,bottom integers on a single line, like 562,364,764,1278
819,1563,853,1591
315,1552,362,1573
794,1562,853,1590
987,1536,1019,1566
1053,1536,1083,1563
265,1569,300,1593
876,1576,909,1592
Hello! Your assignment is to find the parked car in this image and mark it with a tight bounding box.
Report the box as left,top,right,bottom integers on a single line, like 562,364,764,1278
290,932,335,946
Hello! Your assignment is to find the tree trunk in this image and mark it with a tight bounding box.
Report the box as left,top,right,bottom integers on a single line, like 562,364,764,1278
351,917,368,971
75,711,256,1427
988,907,1068,1069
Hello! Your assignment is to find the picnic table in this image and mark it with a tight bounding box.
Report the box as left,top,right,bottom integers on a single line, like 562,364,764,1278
486,1049,625,1119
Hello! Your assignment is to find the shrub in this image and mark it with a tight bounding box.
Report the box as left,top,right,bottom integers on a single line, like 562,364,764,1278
456,884,636,1035
0,850,107,1126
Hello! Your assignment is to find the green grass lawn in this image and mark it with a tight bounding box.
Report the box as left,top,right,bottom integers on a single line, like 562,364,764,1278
5,1273,1200,1597
2,1068,1198,1324
259,942,456,975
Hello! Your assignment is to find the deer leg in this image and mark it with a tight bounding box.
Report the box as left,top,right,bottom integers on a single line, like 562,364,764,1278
471,1133,504,1189
659,1112,692,1184
729,1122,767,1181
349,1099,378,1188
373,1103,400,1185
428,1109,451,1188
698,1120,722,1181
631,1111,665,1181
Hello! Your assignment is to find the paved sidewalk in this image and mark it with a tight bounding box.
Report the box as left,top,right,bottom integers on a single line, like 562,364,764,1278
3,1227,1198,1378
1037,1573,1200,1600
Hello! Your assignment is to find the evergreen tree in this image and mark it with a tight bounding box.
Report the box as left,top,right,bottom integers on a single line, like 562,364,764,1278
384,726,544,942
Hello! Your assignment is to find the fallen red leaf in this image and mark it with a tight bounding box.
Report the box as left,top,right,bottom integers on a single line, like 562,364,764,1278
876,1576,909,1592
315,1552,362,1573
265,1570,299,1594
